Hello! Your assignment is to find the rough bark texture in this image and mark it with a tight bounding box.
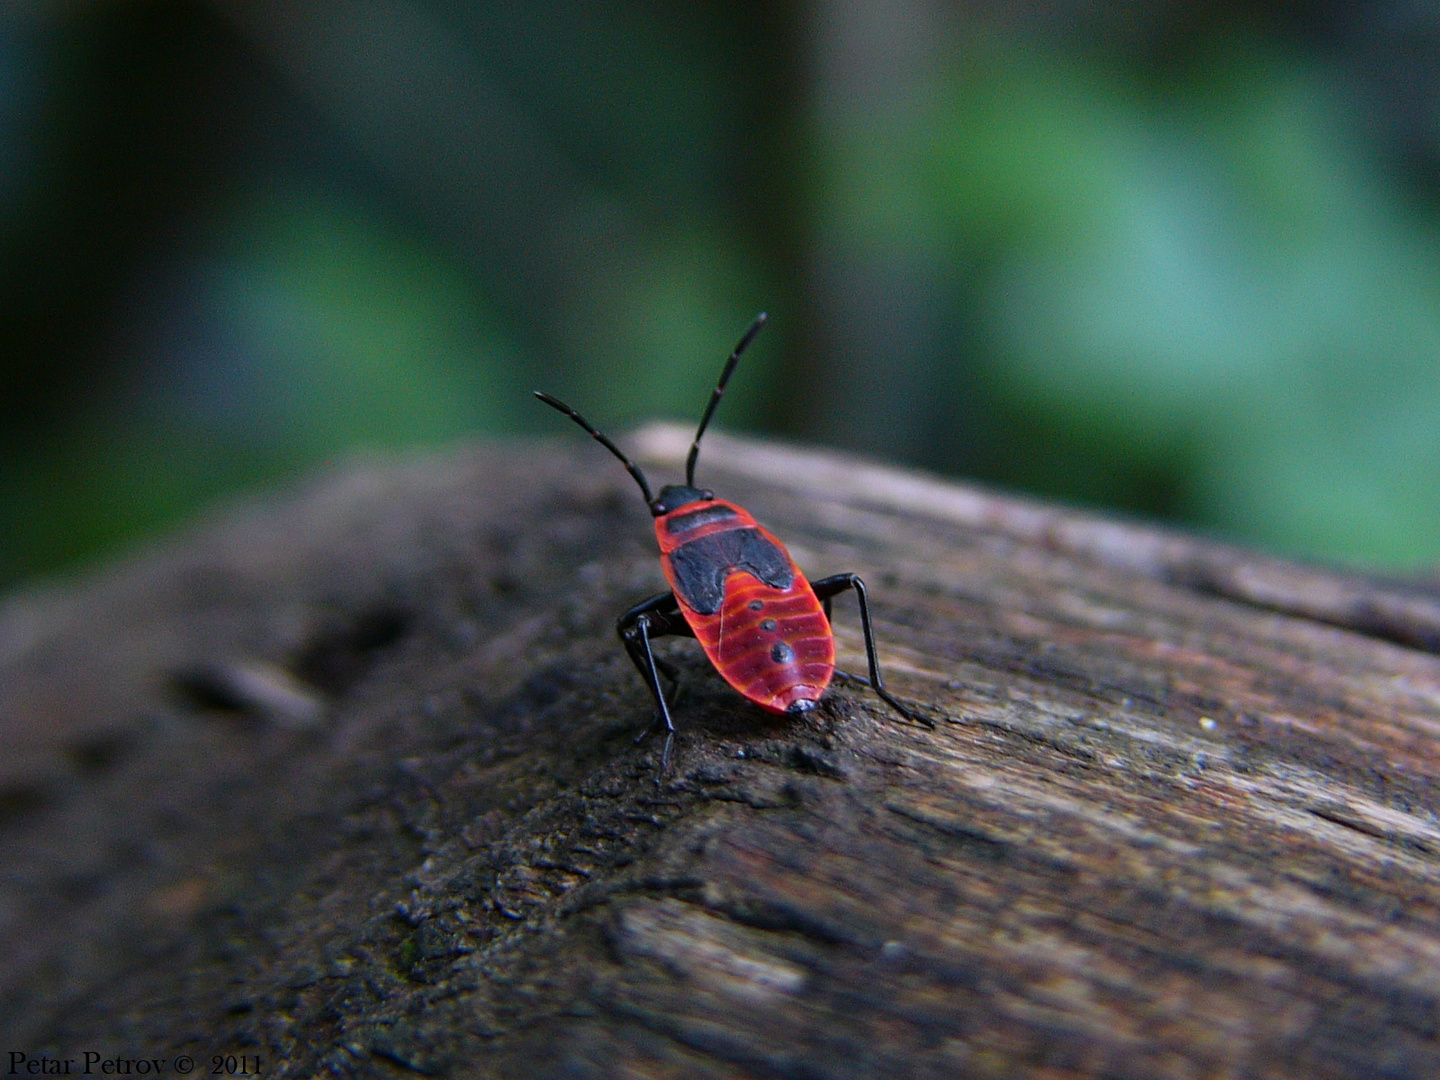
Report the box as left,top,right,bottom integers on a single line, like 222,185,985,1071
4,424,1440,1078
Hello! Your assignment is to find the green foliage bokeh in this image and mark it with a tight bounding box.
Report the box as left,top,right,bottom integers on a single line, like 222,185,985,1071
4,3,1440,587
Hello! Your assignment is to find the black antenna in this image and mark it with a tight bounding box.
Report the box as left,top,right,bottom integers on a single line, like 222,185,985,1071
534,391,655,506
686,312,767,487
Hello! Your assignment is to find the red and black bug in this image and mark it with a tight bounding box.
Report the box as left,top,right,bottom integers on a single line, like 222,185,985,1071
535,313,930,766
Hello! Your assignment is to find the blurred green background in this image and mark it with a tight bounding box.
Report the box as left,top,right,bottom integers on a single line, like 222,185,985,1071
5,0,1440,589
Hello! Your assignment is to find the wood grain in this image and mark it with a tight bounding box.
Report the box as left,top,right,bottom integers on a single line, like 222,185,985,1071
2,427,1438,1078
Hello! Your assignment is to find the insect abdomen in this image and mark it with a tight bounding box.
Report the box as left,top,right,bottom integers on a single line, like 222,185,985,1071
699,571,834,713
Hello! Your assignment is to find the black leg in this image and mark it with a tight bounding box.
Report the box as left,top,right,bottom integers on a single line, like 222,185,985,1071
618,591,691,637
811,573,933,728
618,591,690,688
617,592,691,770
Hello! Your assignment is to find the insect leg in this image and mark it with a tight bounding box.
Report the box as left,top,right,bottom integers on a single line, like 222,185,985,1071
811,573,934,728
617,591,691,687
617,592,692,769
619,616,678,769
618,592,693,641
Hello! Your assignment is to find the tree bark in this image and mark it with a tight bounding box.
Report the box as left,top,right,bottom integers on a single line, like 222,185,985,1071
4,425,1440,1078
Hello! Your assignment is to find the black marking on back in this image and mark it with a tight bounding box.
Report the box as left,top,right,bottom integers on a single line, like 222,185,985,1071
665,504,738,536
669,528,794,615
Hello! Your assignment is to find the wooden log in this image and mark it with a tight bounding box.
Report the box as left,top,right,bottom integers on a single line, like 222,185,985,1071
3,425,1440,1078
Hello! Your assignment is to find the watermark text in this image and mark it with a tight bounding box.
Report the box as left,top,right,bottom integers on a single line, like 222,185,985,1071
8,1054,260,1077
